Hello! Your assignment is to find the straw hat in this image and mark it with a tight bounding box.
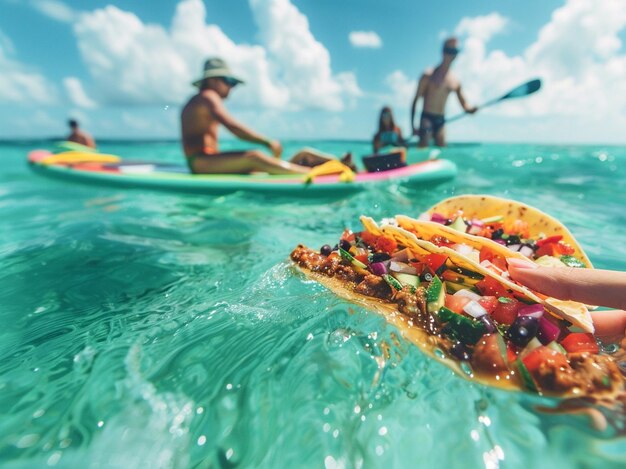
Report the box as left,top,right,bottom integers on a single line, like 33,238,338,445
192,58,245,88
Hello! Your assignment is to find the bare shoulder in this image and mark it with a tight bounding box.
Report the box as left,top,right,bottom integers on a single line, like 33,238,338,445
421,67,434,80
447,72,461,91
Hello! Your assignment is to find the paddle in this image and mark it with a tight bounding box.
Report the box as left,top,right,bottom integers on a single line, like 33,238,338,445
445,78,542,124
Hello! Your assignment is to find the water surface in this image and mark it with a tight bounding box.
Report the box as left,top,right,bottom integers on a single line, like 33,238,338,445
1,140,625,468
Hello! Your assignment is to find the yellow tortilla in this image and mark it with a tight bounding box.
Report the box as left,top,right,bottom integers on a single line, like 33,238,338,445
364,216,594,333
425,194,593,268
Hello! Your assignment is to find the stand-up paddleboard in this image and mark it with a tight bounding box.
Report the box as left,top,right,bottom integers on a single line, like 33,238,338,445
28,150,457,196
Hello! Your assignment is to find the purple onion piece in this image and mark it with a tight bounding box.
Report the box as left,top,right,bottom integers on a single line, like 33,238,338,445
370,262,387,276
430,213,447,224
494,239,507,246
518,304,544,318
537,316,561,344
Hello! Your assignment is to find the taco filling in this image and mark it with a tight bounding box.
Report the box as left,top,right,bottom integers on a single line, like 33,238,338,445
421,194,593,269
291,219,622,397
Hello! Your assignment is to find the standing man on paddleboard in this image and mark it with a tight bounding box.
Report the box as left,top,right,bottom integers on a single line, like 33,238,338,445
410,37,478,148
181,58,354,175
66,119,96,149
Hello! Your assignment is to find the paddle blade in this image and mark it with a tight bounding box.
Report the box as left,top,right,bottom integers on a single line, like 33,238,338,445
500,79,541,101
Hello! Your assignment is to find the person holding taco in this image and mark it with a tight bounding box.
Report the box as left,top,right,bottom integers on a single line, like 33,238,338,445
181,58,355,174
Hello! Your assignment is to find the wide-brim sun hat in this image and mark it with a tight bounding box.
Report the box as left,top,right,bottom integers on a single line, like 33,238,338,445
192,58,245,88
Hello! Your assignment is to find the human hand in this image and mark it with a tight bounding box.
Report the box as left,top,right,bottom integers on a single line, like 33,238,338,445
268,139,282,158
507,258,626,339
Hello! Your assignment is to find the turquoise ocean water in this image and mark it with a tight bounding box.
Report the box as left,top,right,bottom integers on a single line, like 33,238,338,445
1,140,626,468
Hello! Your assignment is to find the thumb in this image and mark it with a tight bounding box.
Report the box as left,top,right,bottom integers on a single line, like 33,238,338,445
507,258,626,310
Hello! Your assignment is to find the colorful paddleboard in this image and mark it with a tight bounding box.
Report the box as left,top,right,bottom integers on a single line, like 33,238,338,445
28,150,457,195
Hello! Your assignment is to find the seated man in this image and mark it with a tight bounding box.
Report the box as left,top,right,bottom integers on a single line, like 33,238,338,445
66,119,96,149
181,58,354,174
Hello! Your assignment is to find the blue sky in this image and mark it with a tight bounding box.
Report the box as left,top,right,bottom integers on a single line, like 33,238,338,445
1,0,625,143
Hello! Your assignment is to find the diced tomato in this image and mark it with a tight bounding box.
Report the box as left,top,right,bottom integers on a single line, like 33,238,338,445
479,247,507,272
354,254,369,265
444,294,471,314
506,342,519,363
536,240,576,258
491,300,521,326
341,229,356,242
478,296,499,314
430,235,453,247
508,220,530,238
536,235,563,247
476,276,512,298
359,231,379,247
556,242,575,255
424,253,448,272
522,346,569,375
375,236,398,255
535,243,558,258
559,333,599,354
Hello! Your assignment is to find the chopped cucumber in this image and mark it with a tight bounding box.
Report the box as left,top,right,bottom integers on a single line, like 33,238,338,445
560,255,586,268
519,337,542,359
480,215,504,224
446,281,480,294
547,341,567,355
535,255,564,268
382,274,403,291
339,247,367,269
426,276,445,313
515,359,537,392
391,272,420,288
449,217,467,233
438,307,487,344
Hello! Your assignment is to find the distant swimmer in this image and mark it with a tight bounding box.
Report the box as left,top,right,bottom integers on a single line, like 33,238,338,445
66,119,96,149
372,106,405,153
181,58,354,175
410,37,478,148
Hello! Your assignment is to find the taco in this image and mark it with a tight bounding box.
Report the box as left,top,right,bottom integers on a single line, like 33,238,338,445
420,194,592,268
290,217,623,397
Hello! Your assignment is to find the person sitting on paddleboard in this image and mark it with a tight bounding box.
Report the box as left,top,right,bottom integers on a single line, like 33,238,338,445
410,37,478,148
66,119,96,149
372,106,405,154
181,58,355,175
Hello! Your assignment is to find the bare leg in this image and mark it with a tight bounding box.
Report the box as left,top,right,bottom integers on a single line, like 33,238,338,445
289,147,356,171
434,126,447,147
418,117,431,148
189,150,310,175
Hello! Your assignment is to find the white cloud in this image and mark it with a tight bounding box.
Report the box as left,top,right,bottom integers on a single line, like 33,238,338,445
30,0,78,23
72,0,360,111
349,31,382,49
451,0,626,140
0,29,56,105
63,77,97,109
384,70,415,107
454,13,508,42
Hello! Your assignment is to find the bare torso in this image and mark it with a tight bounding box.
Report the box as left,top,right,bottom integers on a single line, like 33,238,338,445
180,90,220,156
67,130,95,148
422,66,460,115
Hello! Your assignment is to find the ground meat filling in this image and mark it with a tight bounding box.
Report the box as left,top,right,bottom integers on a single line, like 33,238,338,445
292,246,426,312
532,353,622,393
355,274,393,300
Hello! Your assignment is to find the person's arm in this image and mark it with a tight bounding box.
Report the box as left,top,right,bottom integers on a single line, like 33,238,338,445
410,74,428,135
507,258,626,338
455,84,478,114
396,127,405,146
86,134,96,149
373,133,381,153
207,93,282,157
